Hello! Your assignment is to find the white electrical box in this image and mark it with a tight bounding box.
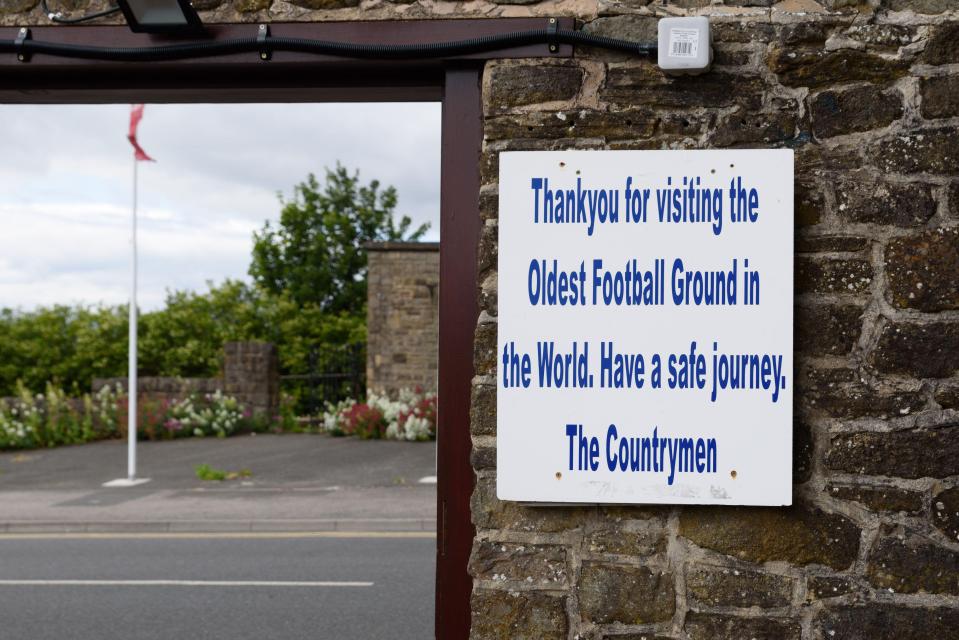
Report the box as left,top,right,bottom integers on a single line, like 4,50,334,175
657,16,712,76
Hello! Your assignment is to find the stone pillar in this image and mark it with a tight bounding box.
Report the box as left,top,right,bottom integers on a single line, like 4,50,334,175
223,341,279,418
365,242,440,395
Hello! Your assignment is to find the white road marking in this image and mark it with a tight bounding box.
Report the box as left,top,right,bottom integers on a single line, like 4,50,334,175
0,531,434,541
0,580,373,588
417,476,437,484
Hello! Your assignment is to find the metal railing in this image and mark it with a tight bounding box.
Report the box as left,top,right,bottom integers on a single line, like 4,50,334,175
279,343,365,418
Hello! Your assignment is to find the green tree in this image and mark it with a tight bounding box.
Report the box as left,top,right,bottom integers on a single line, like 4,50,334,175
249,164,429,312
0,304,127,395
139,280,365,378
138,280,260,377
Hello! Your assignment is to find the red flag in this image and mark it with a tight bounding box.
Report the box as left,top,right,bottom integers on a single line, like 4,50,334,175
127,104,154,162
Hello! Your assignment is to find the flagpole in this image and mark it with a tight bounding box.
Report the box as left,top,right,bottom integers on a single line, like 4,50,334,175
128,154,138,481
105,104,150,489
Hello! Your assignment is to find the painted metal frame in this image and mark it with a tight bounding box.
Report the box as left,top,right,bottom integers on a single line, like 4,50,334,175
0,18,574,638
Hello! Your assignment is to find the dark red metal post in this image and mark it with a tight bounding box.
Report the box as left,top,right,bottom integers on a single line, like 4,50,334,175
436,65,481,639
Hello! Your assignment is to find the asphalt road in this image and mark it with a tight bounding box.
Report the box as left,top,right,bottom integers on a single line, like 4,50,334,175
0,434,437,490
0,435,436,532
0,533,435,640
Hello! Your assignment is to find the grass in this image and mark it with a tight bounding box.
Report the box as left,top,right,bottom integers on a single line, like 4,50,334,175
195,464,253,482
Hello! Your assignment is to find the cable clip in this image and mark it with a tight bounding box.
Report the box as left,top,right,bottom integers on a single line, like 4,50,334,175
14,27,31,63
547,18,559,54
257,24,270,61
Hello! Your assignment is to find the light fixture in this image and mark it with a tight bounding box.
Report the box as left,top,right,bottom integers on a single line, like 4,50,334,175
116,0,205,35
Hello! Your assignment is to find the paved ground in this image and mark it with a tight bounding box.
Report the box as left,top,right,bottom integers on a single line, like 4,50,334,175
0,435,437,532
0,533,434,640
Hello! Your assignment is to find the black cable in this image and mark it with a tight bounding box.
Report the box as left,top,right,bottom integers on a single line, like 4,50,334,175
2,28,656,62
39,0,121,24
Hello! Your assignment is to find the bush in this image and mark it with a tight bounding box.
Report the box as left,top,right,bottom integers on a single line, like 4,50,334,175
0,282,366,399
118,390,247,440
342,403,387,439
168,390,245,439
321,388,436,442
0,383,257,451
0,382,120,450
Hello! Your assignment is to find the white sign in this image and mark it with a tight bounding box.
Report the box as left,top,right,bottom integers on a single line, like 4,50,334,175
496,150,793,506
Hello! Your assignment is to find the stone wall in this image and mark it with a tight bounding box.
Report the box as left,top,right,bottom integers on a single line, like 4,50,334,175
366,242,440,394
223,341,280,417
5,0,959,637
93,341,279,417
92,376,223,404
468,4,959,640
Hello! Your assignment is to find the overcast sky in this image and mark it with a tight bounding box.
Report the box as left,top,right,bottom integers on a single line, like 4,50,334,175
0,103,440,311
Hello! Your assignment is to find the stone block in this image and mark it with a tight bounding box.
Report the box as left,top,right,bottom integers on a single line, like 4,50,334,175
471,474,586,533
657,111,715,137
844,24,917,50
578,563,675,625
872,321,959,378
921,75,959,120
795,256,872,295
485,109,657,143
471,382,496,437
471,445,496,470
810,86,902,139
478,223,497,277
685,613,801,640
872,127,959,176
886,228,959,311
679,505,861,570
488,63,584,111
795,181,825,227
816,605,959,640
921,22,959,65
796,143,863,175
777,21,843,46
835,180,935,227
825,483,924,513
807,575,865,600
709,109,798,148
584,519,667,557
825,425,959,479
470,541,568,586
582,15,658,43
794,421,814,485
601,66,766,110
867,532,959,594
796,236,869,253
796,366,925,419
711,21,777,44
795,303,863,356
470,590,567,640
767,48,908,89
935,383,959,409
933,487,959,541
473,321,497,377
0,0,38,12
234,0,269,11
712,48,753,67
686,565,795,608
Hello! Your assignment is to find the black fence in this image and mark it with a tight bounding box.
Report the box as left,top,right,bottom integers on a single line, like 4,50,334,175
279,344,365,417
